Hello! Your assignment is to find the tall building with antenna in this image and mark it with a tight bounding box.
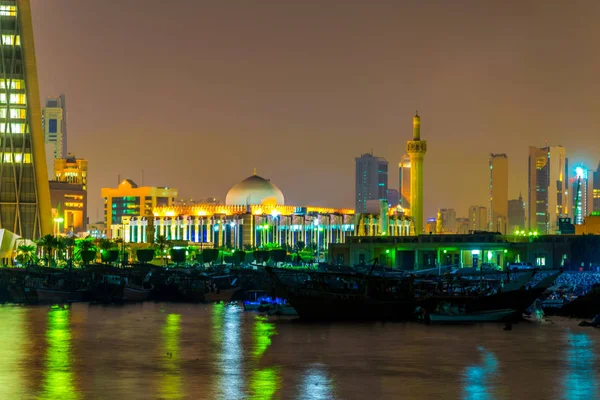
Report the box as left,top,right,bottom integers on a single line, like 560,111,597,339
355,153,388,214
406,112,427,235
489,153,508,234
0,0,52,239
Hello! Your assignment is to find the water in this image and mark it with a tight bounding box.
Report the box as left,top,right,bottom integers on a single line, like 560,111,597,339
0,303,598,400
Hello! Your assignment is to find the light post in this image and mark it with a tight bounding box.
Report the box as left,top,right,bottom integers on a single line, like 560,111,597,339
313,219,319,263
53,217,64,236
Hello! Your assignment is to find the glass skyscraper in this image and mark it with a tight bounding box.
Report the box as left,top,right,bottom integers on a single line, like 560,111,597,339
0,0,52,239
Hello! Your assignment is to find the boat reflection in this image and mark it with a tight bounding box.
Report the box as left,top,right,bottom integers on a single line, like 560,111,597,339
0,306,27,399
563,332,598,400
39,305,79,400
214,303,245,399
249,315,280,399
462,346,498,400
298,363,335,400
161,313,182,399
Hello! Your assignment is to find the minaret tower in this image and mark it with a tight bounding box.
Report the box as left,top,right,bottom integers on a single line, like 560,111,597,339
406,112,427,235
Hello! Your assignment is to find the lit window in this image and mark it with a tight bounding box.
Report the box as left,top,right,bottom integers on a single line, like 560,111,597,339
9,94,25,105
3,153,11,162
1,35,20,45
10,109,25,119
0,6,16,16
0,80,23,89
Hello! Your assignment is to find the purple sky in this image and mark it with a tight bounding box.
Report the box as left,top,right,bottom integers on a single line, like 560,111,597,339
31,0,600,222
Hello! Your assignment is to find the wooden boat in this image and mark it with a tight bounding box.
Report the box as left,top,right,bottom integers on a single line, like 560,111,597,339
204,287,239,302
123,284,153,302
428,309,515,323
36,288,85,303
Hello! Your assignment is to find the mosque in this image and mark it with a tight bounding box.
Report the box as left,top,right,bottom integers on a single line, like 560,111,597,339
122,171,413,250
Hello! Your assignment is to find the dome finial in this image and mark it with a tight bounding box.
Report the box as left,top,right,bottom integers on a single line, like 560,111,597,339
253,167,257,175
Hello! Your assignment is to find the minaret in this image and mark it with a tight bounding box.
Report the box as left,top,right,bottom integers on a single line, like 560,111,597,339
406,112,427,235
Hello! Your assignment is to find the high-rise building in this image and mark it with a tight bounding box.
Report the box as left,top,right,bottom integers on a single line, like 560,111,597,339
398,155,411,211
571,165,593,224
386,189,399,208
593,162,600,214
355,153,388,214
406,113,427,234
489,153,508,234
468,206,488,231
436,208,457,234
50,155,88,233
424,218,436,234
508,194,526,233
528,146,568,234
101,179,178,238
456,217,470,234
0,1,52,239
42,94,66,159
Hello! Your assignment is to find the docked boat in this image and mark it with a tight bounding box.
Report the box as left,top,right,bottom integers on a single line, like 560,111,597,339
122,283,153,302
427,308,515,323
36,288,85,303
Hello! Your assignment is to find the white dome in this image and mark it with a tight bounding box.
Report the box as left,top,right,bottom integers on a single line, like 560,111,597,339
225,174,285,206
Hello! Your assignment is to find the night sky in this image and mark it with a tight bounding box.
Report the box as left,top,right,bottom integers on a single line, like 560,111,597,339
31,0,600,223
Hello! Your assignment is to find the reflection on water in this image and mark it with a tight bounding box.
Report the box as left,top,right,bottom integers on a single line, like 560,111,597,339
563,332,598,400
298,363,335,400
0,306,26,399
39,305,78,400
462,347,498,400
0,305,599,399
250,315,280,400
161,313,182,399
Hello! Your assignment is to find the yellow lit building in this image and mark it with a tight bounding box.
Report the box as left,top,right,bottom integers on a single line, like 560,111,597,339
102,179,177,238
122,173,413,250
50,155,88,234
54,155,87,189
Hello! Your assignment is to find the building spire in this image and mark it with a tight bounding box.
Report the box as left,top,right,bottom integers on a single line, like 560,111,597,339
413,111,421,140
253,167,257,175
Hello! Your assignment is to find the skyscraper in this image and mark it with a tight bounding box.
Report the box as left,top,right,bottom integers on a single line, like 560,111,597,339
593,162,600,214
436,208,457,234
528,146,568,234
406,113,427,234
386,188,399,208
508,194,525,233
398,155,411,211
489,153,508,234
0,1,52,239
468,205,488,231
42,94,67,159
571,165,593,224
355,153,388,214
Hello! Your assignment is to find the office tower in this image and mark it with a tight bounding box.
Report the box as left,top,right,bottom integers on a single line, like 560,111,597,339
0,1,52,239
424,218,436,234
398,155,411,211
489,153,508,234
528,146,568,234
593,162,600,213
571,165,593,224
101,179,178,238
436,208,457,234
50,155,88,233
468,205,488,231
355,153,388,214
386,189,399,208
456,217,470,234
508,194,526,233
42,94,66,159
406,113,427,234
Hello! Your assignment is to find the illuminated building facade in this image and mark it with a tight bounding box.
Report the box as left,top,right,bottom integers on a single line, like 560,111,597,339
436,208,457,234
121,174,413,249
406,113,426,234
468,205,488,231
102,179,177,238
508,194,525,233
42,94,66,159
593,162,600,213
571,165,593,225
49,155,87,233
0,0,52,239
489,153,508,234
398,155,411,211
355,153,388,214
528,146,568,234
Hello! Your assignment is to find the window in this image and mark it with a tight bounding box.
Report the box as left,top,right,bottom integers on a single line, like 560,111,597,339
48,119,58,133
1,35,20,46
0,6,16,16
2,153,31,163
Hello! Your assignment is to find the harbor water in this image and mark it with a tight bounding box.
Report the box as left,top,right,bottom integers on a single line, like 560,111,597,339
0,302,598,400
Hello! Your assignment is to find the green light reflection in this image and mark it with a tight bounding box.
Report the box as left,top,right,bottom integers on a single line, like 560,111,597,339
252,315,276,359
39,305,79,400
249,315,280,400
0,306,26,399
160,313,183,399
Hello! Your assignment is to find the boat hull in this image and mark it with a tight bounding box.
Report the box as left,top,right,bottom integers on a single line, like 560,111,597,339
123,286,152,302
429,309,516,323
204,287,239,302
36,288,84,303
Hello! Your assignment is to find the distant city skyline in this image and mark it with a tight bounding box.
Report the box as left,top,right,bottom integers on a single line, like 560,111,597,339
30,0,600,222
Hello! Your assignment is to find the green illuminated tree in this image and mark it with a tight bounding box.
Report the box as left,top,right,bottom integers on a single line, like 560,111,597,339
15,245,37,267
36,234,58,267
153,235,171,266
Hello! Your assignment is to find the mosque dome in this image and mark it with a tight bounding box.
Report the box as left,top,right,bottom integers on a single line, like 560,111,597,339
225,173,285,206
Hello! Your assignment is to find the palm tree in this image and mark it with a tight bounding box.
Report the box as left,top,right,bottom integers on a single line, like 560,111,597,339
36,234,58,267
75,237,97,265
153,235,171,266
15,245,37,267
